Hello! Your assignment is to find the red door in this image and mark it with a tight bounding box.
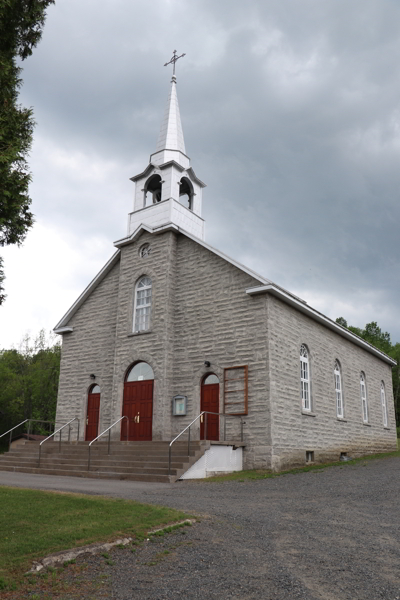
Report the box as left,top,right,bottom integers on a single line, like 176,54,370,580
200,381,219,441
122,380,153,441
85,392,100,441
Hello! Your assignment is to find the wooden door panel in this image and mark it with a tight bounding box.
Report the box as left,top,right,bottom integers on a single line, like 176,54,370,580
200,383,219,441
85,393,100,441
122,380,153,441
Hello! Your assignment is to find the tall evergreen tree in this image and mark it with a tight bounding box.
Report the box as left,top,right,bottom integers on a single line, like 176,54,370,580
0,0,54,303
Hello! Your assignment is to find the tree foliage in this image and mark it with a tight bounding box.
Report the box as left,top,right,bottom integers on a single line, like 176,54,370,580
0,330,60,441
336,317,400,425
0,0,54,302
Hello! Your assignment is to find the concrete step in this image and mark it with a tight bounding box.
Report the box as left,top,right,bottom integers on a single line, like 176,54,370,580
0,457,185,469
0,465,172,482
0,439,210,483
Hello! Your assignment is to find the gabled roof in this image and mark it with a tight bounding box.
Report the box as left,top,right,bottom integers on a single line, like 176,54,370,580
54,250,120,333
53,224,396,366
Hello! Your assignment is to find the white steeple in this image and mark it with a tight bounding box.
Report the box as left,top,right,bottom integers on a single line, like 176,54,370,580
125,53,207,242
155,75,186,155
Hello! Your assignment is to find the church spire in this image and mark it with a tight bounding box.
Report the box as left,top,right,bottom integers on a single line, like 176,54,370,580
155,74,186,154
126,52,206,242
155,50,186,154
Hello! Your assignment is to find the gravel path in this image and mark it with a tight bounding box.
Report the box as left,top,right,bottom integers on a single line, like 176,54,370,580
2,457,400,599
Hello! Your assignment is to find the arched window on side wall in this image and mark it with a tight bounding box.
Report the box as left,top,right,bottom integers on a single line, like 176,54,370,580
334,360,343,418
134,276,152,332
300,345,310,411
360,372,368,423
381,381,388,427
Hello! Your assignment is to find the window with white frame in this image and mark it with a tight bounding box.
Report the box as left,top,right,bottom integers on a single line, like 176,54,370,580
134,276,152,332
381,381,388,427
334,360,343,418
300,345,310,411
360,372,368,423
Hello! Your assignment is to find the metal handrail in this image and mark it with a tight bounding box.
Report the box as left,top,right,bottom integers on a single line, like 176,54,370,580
0,419,57,451
39,418,80,466
88,416,129,471
168,411,244,476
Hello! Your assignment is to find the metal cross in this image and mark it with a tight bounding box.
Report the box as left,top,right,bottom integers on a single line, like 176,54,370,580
164,50,186,76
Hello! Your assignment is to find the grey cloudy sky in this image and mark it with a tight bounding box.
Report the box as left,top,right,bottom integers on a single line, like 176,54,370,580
1,0,400,348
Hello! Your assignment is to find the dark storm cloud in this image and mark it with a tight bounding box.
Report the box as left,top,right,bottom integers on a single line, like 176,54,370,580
15,0,400,342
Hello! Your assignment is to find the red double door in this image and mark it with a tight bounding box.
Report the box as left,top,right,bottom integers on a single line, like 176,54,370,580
85,392,100,441
121,380,153,441
200,382,219,441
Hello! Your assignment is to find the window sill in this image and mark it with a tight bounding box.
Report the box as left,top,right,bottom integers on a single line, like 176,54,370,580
302,410,316,417
384,426,391,430
128,330,153,337
336,417,347,422
362,422,371,427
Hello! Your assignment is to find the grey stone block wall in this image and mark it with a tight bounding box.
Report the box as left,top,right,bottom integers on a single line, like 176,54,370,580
267,295,397,470
55,261,120,438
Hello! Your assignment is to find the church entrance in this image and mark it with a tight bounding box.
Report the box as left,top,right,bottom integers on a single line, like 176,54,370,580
85,384,100,441
122,362,154,441
200,374,220,441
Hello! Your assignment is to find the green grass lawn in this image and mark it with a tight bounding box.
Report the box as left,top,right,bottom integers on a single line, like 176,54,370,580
0,486,189,587
204,448,400,483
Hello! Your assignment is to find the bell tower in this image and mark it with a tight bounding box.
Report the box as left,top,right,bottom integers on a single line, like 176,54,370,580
127,51,206,241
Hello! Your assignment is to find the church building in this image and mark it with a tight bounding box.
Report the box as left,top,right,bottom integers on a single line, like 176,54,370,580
54,58,397,473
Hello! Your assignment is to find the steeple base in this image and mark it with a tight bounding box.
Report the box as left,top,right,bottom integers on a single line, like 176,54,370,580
128,198,205,240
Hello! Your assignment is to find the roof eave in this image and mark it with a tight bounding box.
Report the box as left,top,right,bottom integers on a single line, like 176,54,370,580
246,284,397,366
53,250,121,331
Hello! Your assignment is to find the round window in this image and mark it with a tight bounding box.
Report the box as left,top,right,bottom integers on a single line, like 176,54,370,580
139,244,151,258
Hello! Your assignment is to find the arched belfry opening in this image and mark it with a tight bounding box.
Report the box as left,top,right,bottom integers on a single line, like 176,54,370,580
144,174,162,206
179,176,193,210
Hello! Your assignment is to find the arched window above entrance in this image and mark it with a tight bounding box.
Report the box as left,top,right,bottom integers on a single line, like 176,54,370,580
89,384,101,394
126,361,154,382
134,276,152,332
203,373,219,385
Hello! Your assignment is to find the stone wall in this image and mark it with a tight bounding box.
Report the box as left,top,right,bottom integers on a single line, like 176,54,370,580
55,260,120,437
267,295,397,470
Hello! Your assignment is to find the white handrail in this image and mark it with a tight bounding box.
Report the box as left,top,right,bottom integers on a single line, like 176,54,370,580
168,411,244,475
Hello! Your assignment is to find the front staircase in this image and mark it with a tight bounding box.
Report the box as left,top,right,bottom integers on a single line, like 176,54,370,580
0,440,209,483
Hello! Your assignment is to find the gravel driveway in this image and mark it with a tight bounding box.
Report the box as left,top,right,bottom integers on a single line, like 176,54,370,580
2,456,400,599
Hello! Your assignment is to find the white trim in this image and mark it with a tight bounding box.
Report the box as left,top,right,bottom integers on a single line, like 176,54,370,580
133,276,152,333
246,284,396,366
381,382,388,427
54,326,74,335
334,360,343,418
300,345,310,411
360,372,368,423
53,250,120,331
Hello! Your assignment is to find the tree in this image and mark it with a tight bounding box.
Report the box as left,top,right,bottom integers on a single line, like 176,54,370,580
336,316,399,427
0,0,54,303
0,330,60,443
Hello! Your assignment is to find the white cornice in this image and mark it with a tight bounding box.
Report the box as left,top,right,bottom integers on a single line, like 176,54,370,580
246,284,396,366
53,326,74,335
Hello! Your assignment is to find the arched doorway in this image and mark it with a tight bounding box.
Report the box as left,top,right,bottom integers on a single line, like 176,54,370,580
122,362,154,441
200,374,220,441
85,384,100,441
